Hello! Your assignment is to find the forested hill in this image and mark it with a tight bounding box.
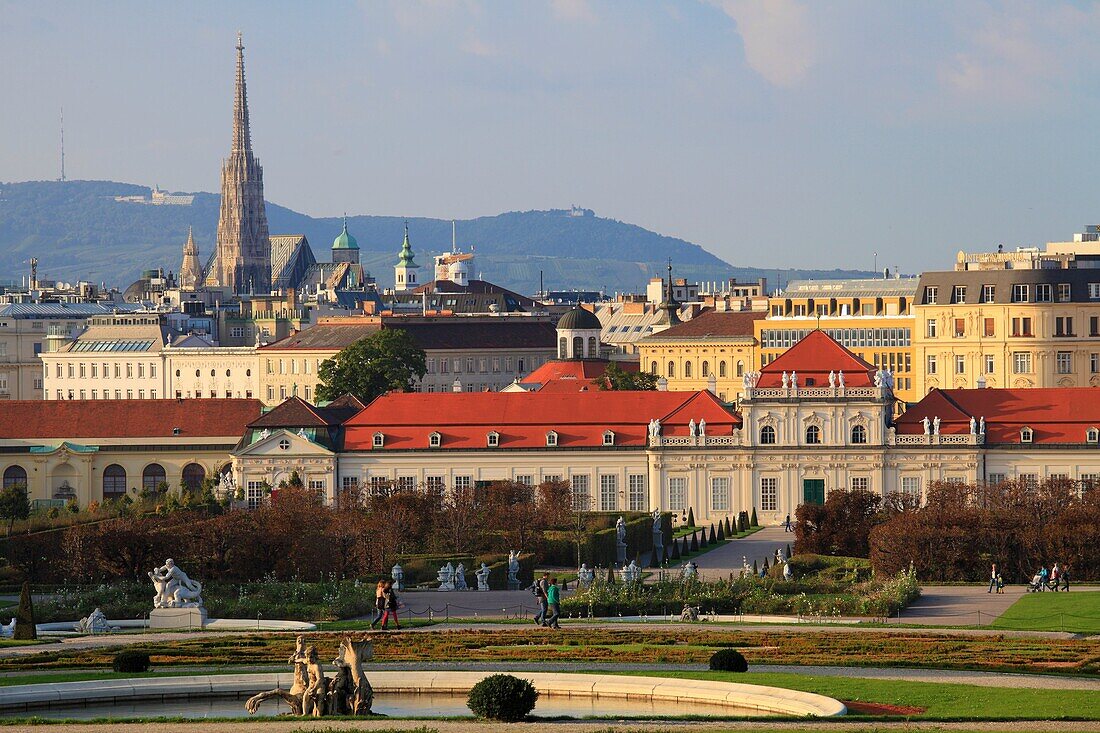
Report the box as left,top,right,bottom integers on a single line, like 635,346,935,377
0,180,874,293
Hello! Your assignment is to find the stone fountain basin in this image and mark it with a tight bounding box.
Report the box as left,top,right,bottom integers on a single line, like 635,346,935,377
36,618,315,635
0,671,846,718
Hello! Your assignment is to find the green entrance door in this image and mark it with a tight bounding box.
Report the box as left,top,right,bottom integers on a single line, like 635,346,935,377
802,479,825,506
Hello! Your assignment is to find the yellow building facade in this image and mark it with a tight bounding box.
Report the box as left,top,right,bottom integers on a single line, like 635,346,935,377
912,269,1100,394
753,278,919,404
637,311,765,403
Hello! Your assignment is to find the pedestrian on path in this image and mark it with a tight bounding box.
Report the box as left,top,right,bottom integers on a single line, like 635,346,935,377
987,563,997,593
784,514,792,532
545,577,561,629
369,579,386,629
380,580,401,630
532,573,549,626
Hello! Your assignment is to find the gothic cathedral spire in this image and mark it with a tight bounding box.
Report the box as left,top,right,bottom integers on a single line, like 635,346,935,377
179,226,202,291
207,32,271,295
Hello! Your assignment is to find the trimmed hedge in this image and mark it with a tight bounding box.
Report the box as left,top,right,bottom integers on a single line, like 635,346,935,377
467,674,538,721
709,648,748,672
113,650,150,673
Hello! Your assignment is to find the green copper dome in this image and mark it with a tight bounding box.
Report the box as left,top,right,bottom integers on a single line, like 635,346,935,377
397,222,417,266
332,218,359,250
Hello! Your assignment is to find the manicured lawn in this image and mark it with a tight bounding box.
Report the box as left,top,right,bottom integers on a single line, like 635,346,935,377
991,591,1100,633
634,670,1100,720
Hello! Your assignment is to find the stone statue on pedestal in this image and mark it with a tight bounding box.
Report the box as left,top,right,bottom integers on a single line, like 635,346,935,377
391,563,404,591
577,563,594,588
453,563,468,591
75,608,116,634
680,561,698,581
651,510,664,561
149,559,203,609
475,563,491,591
507,551,521,590
615,516,628,565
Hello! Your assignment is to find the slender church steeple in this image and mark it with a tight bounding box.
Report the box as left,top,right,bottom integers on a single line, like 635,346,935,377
394,221,419,293
206,32,271,295
179,226,203,291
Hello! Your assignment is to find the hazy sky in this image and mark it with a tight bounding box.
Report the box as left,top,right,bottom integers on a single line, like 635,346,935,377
4,1,1100,273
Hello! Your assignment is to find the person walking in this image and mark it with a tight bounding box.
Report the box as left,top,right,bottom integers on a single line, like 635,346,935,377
368,579,386,629
532,573,549,626
1060,565,1071,592
784,514,792,532
987,563,997,594
1038,565,1049,592
545,577,561,629
1050,563,1061,592
380,580,401,630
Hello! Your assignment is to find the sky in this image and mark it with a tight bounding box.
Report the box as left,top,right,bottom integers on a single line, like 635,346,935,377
4,0,1100,274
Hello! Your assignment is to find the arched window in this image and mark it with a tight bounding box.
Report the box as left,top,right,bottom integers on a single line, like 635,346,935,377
558,337,567,359
701,361,710,377
587,336,597,357
736,360,745,377
1020,427,1033,443
760,425,776,444
182,463,205,492
805,425,822,444
142,463,166,492
684,361,693,378
850,424,867,444
572,336,583,358
1088,427,1099,444
2,465,27,489
103,464,127,499
719,361,727,378
650,361,658,374
667,361,675,378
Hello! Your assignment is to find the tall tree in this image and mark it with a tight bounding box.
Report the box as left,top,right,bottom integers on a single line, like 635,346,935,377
0,484,29,536
316,330,427,403
600,362,657,391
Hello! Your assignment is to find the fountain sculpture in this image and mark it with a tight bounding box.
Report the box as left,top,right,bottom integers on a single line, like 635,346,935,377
246,635,373,717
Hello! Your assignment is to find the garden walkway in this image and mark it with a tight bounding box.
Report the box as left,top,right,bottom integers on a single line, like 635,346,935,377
690,525,793,578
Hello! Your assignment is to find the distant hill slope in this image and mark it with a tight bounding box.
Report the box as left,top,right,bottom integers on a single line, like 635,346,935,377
0,180,874,293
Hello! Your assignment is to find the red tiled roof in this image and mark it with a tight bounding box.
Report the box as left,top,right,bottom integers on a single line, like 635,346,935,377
642,310,765,340
0,399,264,440
262,323,380,350
344,390,739,450
250,396,332,428
757,330,874,388
518,359,638,393
262,320,555,351
896,387,1100,444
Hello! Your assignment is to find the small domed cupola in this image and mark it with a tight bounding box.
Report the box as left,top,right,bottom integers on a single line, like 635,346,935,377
556,305,602,359
332,216,360,264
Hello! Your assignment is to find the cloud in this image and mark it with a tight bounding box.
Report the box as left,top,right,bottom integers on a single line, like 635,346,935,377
460,36,498,57
549,0,596,24
708,0,817,87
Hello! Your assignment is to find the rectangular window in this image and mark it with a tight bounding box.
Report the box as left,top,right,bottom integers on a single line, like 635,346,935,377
138,363,144,378
341,476,359,491
1092,317,1099,337
1057,351,1073,374
900,476,921,498
1056,316,1074,336
760,477,778,512
246,481,266,510
984,318,995,337
1036,283,1052,302
1091,283,1100,300
125,389,133,399
1092,354,1100,374
91,363,98,378
988,473,1006,486
396,476,416,492
308,479,326,492
925,286,938,304
571,474,591,511
1013,351,1032,374
454,475,472,492
711,476,730,512
1012,284,1029,303
668,476,687,511
425,476,444,492
955,355,965,374
926,319,937,338
850,476,870,492
1058,283,1072,302
369,476,390,495
954,318,965,338
1011,317,1033,337
628,474,647,511
599,475,617,511
426,358,436,374
927,355,937,374
126,363,133,378
982,284,995,303
514,475,533,486
953,285,966,303
492,357,500,373
985,354,995,374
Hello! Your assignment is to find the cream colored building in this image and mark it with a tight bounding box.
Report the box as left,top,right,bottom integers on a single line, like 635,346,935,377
0,399,261,505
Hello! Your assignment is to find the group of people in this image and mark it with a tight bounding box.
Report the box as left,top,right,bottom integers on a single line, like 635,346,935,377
531,573,561,629
368,580,402,630
987,562,1071,593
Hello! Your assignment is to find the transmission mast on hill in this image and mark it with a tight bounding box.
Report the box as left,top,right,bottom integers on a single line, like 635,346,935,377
58,107,66,182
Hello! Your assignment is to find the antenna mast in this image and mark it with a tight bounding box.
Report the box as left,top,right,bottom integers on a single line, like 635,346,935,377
59,107,66,182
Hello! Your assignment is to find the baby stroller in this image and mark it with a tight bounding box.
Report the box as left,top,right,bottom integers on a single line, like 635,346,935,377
1026,573,1048,592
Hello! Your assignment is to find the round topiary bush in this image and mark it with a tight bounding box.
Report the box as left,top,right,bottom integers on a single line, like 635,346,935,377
467,674,539,721
709,648,748,672
112,650,150,673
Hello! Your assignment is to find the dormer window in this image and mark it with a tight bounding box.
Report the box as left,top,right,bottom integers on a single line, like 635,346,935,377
603,430,615,446
487,431,500,447
373,432,384,448
546,431,558,447
1088,428,1099,444
1020,427,1033,443
429,432,441,448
